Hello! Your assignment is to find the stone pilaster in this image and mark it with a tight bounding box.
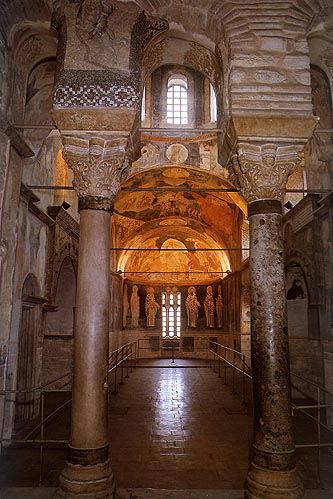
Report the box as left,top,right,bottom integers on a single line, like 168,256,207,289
231,142,304,499
54,135,126,499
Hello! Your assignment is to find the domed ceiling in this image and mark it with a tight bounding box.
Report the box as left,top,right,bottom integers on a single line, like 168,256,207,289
113,166,246,285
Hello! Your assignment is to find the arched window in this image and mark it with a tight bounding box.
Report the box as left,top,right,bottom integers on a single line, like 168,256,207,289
167,75,188,125
141,86,146,122
162,289,181,338
210,83,217,122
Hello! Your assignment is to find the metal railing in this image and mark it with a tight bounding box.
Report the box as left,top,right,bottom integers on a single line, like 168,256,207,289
0,339,139,486
108,340,139,393
136,333,250,360
0,373,72,486
207,340,252,406
290,372,333,453
206,339,333,452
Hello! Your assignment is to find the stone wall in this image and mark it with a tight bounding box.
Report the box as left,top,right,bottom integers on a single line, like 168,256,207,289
1,185,51,439
289,337,324,401
41,336,73,390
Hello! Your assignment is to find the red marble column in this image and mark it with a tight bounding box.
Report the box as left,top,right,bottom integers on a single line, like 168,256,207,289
54,136,123,499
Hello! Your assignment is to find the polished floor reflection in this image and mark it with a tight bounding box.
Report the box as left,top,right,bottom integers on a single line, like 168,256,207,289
0,358,332,492
109,359,251,489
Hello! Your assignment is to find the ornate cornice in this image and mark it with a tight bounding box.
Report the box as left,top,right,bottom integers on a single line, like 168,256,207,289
62,135,127,209
230,143,303,203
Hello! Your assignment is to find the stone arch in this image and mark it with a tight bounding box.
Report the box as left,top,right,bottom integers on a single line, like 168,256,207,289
15,273,41,423
311,64,333,128
9,27,57,123
46,256,76,336
25,58,57,126
51,238,78,303
285,262,310,338
285,250,320,338
285,251,314,303
142,34,224,126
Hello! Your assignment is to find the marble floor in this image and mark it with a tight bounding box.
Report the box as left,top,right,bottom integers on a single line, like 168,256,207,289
0,358,332,496
1,488,333,499
109,359,251,489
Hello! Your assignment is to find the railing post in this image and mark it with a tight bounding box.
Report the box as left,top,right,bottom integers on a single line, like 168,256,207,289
317,386,321,459
0,388,6,456
205,339,208,367
114,351,118,394
224,347,227,385
232,350,235,394
130,342,134,373
218,345,221,378
39,391,45,487
120,347,124,385
126,344,129,378
242,354,246,406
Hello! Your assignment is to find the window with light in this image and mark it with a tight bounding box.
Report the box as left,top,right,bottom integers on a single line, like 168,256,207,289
210,83,217,122
161,290,181,338
166,76,188,125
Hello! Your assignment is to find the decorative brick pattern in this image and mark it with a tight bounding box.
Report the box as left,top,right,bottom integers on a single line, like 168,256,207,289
54,82,139,108
54,80,139,109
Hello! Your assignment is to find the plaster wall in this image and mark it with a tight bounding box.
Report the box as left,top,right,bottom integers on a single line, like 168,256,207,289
2,192,49,438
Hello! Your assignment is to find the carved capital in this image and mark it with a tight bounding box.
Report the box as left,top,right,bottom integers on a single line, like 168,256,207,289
230,143,303,203
62,135,127,209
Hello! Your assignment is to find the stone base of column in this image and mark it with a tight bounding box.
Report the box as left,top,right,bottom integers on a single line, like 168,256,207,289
245,463,304,499
53,460,115,499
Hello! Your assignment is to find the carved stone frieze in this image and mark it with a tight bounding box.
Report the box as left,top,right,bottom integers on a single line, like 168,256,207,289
230,143,303,203
62,135,127,201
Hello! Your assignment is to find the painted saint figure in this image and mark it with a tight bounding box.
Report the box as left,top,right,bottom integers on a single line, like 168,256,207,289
216,284,223,328
204,285,215,328
122,283,129,329
286,279,305,300
186,286,200,328
130,285,140,328
145,287,160,327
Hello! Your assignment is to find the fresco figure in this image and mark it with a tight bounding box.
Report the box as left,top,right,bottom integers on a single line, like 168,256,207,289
130,285,140,327
204,285,215,328
122,283,129,328
145,287,160,327
186,286,200,328
216,284,223,328
287,279,305,300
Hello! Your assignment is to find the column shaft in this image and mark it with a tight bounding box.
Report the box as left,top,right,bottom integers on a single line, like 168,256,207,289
246,199,303,499
71,207,110,451
54,206,114,499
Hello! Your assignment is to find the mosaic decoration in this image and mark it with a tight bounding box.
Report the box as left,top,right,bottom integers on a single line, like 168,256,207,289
54,70,139,109
53,11,168,109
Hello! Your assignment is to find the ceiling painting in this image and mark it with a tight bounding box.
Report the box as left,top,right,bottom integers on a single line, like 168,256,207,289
113,166,244,285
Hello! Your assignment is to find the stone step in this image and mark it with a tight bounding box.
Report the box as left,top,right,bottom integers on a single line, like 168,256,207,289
117,490,243,499
116,489,333,499
117,489,333,499
0,488,332,499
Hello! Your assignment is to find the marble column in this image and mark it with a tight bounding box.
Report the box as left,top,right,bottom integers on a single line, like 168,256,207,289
231,143,304,499
54,136,124,499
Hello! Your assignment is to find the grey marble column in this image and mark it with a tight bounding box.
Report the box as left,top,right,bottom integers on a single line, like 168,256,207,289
231,143,304,499
54,136,124,499
246,199,303,498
